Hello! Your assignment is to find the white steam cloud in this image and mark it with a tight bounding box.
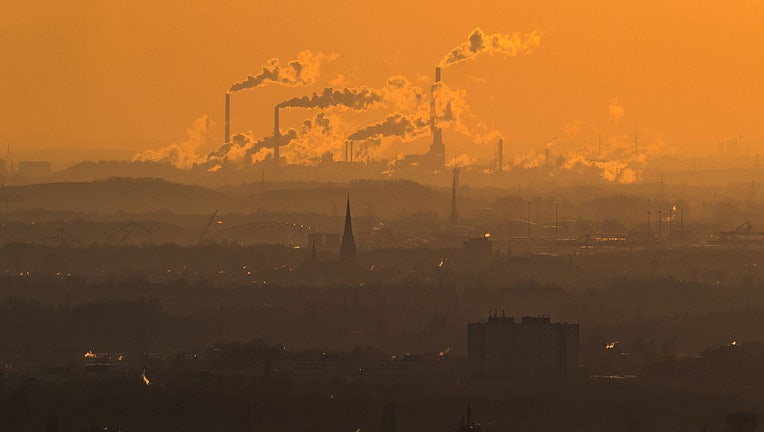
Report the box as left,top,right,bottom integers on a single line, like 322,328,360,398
440,27,543,68
229,50,337,92
132,115,210,169
609,98,625,123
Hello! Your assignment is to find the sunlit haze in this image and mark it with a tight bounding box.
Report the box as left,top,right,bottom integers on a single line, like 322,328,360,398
3,3,764,430
2,1,763,171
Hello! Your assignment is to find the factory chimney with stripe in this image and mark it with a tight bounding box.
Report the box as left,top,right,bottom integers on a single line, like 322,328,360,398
340,194,357,265
427,67,446,167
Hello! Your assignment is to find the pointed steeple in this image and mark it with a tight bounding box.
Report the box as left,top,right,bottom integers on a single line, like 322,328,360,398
450,167,458,226
340,194,356,264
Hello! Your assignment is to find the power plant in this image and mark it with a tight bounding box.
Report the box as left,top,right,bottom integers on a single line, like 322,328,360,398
223,66,451,172
197,30,652,187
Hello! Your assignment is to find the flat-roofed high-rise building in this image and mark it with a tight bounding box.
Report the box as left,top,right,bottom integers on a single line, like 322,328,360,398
468,314,579,386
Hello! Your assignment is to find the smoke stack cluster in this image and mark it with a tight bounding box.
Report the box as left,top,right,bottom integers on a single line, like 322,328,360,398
344,140,354,162
225,93,231,144
274,107,280,166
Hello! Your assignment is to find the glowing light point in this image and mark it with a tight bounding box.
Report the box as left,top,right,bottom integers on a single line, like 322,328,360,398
141,368,151,386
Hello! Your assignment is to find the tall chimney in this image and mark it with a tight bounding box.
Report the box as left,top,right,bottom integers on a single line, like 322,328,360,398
680,209,684,244
430,67,441,130
497,138,504,171
428,66,445,166
225,93,231,144
450,167,458,226
273,106,280,166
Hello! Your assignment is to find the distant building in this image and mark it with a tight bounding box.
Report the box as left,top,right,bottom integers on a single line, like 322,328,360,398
308,232,340,252
468,314,579,385
17,160,51,178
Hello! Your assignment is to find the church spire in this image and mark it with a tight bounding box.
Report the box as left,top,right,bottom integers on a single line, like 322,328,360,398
340,194,356,264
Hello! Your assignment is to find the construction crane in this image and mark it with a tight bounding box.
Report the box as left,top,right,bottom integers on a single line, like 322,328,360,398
709,220,764,245
105,222,152,245
198,210,218,244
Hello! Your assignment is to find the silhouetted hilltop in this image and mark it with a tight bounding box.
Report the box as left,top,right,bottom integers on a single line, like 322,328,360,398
234,179,445,215
4,178,226,214
1,177,453,217
53,160,189,183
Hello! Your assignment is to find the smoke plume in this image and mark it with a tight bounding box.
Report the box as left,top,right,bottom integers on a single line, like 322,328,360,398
446,153,477,168
560,132,656,184
433,81,501,145
276,87,382,110
440,27,543,68
347,78,498,151
204,112,351,168
347,114,429,141
229,50,336,92
609,98,625,123
132,115,210,169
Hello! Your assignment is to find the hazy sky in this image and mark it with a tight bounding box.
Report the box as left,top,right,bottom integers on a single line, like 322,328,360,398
2,0,763,167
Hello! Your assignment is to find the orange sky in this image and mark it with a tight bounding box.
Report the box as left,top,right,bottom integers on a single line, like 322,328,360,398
1,0,763,168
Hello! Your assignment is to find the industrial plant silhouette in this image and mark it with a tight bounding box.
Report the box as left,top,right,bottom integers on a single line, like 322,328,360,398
0,4,763,432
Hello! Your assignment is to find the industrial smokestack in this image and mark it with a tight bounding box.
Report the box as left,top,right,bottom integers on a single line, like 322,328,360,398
497,138,504,171
680,209,684,244
450,168,458,226
273,106,280,166
428,66,445,166
225,93,230,144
